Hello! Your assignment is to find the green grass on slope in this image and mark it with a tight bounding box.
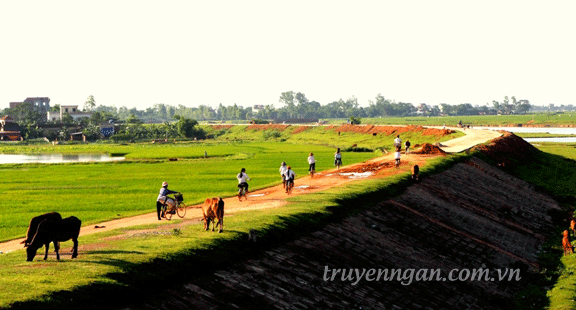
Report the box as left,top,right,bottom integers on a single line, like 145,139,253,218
478,143,576,310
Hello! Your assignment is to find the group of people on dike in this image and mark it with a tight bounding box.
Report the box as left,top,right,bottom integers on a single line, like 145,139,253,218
157,140,422,219
393,135,411,167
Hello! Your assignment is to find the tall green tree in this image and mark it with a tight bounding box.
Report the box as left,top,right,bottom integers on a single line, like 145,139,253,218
84,95,96,112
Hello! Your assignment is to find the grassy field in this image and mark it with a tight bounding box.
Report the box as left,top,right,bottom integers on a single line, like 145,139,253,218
328,112,576,127
0,154,467,309
0,125,459,243
0,125,465,308
0,142,374,242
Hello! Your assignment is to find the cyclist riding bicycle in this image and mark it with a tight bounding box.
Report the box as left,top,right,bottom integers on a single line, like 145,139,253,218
156,181,179,220
394,145,402,167
279,162,288,189
284,165,296,193
308,153,316,178
237,168,251,200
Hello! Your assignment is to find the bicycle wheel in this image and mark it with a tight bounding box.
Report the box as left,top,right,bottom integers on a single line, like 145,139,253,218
165,206,174,220
177,202,187,218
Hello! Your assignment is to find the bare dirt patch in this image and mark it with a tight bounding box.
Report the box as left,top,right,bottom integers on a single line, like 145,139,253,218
245,124,291,131
209,125,234,130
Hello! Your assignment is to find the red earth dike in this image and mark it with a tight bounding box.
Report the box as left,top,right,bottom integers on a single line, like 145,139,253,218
329,124,454,137
121,134,560,310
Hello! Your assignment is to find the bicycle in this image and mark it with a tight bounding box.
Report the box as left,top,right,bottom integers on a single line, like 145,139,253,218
162,193,187,220
285,178,294,195
238,185,248,201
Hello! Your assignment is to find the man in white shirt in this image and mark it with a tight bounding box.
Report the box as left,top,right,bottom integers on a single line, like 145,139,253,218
393,135,402,148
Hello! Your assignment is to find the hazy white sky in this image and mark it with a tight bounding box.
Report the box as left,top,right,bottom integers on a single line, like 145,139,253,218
1,1,574,110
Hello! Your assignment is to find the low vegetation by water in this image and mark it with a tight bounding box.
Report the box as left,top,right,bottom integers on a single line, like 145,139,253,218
333,112,576,127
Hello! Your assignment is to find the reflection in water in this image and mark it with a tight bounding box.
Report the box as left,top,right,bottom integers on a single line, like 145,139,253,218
0,154,124,164
524,137,576,143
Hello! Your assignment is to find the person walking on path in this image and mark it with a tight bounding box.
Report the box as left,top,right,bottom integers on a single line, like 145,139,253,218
405,139,411,154
394,135,402,148
394,144,402,167
308,152,316,178
334,148,342,170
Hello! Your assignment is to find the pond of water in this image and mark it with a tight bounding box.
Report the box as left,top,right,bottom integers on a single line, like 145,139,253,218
476,127,576,143
0,154,124,164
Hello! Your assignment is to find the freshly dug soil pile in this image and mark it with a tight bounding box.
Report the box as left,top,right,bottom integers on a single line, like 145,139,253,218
412,143,447,155
208,125,234,130
471,132,539,163
291,126,312,134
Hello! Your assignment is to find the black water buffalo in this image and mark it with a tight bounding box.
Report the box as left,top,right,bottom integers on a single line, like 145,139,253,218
26,216,81,262
21,212,62,247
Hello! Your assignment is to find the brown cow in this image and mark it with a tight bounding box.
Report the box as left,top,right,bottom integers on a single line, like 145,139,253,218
411,165,420,181
202,197,224,233
26,216,81,261
21,212,62,247
563,230,573,256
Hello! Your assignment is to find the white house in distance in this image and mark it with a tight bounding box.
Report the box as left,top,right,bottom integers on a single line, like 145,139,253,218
47,105,92,122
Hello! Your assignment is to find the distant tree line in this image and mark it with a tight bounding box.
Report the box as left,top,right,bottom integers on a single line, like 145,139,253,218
2,92,541,141
88,93,536,123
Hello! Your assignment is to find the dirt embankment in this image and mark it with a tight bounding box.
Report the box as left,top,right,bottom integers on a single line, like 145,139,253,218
122,134,561,310
471,131,540,165
328,124,454,137
206,124,455,137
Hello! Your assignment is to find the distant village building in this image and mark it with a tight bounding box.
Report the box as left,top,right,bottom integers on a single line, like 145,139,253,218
100,124,116,137
0,116,22,141
47,105,92,122
10,97,51,122
253,105,265,113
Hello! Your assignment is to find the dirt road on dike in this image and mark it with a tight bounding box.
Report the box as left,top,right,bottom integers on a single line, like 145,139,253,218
0,127,501,254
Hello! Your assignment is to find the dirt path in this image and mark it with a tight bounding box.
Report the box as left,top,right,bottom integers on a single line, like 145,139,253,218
0,126,500,254
433,126,503,153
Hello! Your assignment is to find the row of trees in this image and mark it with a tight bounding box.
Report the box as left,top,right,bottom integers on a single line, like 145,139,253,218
2,93,535,136
88,93,533,123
